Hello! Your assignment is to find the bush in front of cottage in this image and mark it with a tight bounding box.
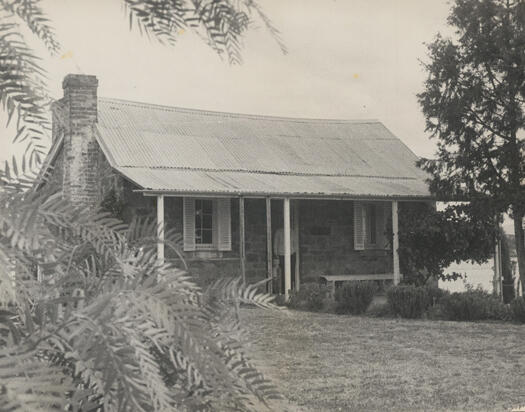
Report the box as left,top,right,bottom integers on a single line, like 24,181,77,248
510,296,525,323
287,282,328,311
439,286,511,321
334,281,377,315
387,284,445,319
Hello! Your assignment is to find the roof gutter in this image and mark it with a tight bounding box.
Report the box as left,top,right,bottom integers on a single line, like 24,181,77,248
136,189,434,202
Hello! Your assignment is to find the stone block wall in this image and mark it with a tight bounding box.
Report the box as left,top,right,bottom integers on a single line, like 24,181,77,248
243,199,269,282
120,192,246,285
298,199,392,282
119,196,270,285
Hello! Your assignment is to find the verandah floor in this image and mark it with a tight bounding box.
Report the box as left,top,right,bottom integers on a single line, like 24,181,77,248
241,308,525,412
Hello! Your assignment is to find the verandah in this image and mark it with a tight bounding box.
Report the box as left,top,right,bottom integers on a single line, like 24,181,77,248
153,194,402,300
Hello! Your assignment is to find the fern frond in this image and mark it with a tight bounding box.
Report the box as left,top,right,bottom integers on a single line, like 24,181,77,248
207,276,281,311
117,317,174,410
0,247,17,306
0,188,284,411
126,216,187,269
0,0,61,55
242,0,287,54
121,0,284,65
0,346,75,411
62,309,153,411
0,18,52,168
117,285,246,399
0,157,39,192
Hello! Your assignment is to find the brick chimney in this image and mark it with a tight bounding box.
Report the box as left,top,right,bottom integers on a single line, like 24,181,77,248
57,74,100,206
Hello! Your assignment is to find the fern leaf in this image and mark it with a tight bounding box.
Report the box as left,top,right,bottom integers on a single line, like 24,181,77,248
0,346,75,411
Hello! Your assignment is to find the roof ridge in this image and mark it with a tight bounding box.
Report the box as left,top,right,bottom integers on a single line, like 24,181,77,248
99,96,380,124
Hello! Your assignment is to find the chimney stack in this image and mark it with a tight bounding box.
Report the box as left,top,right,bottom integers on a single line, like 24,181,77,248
58,74,100,206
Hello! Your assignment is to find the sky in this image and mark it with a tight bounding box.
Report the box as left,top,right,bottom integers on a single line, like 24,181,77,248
0,0,454,165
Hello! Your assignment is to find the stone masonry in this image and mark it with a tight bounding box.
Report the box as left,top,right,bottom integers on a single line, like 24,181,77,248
57,74,101,206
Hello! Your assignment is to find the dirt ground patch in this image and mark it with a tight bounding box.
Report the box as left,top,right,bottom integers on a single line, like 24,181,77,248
241,308,525,412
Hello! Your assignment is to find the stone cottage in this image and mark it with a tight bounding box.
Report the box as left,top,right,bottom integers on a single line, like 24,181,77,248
39,74,431,299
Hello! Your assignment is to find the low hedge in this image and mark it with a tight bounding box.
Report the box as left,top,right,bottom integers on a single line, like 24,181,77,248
334,281,377,315
287,282,327,311
386,284,445,319
439,288,511,321
288,281,525,323
386,284,515,321
510,296,525,323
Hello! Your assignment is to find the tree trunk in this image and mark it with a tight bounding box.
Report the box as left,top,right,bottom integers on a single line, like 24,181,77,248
514,211,525,291
500,227,515,303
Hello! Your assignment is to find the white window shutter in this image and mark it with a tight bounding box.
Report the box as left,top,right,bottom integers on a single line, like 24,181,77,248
217,198,231,251
353,201,365,250
183,197,196,252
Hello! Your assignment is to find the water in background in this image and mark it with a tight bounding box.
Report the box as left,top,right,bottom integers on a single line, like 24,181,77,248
439,260,495,293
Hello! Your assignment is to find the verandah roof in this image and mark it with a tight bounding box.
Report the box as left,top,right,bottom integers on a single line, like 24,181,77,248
115,167,429,198
96,97,431,199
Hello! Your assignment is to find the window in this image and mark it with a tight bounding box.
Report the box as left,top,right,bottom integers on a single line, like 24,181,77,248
195,199,214,246
354,201,389,250
183,197,231,252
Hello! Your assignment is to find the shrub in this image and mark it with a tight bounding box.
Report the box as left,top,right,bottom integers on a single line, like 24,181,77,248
334,281,377,315
439,287,510,321
288,282,327,311
424,303,447,320
510,297,525,323
366,302,394,318
426,285,448,304
386,284,446,319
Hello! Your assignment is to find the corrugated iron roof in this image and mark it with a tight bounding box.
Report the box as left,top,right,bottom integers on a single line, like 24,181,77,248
96,97,430,198
116,167,429,198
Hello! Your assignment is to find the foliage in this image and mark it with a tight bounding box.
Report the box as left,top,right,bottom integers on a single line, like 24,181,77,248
426,284,448,304
439,285,511,321
398,202,495,285
123,0,287,65
334,281,377,315
0,169,283,411
387,284,447,319
0,2,57,170
101,188,126,221
510,296,525,323
287,282,327,312
0,0,285,171
417,0,525,287
423,302,447,320
365,302,394,318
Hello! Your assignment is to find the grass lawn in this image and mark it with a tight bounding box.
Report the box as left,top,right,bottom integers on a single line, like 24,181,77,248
241,308,525,412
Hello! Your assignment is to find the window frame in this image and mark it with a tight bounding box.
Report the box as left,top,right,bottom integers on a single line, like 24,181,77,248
354,201,389,251
194,198,215,250
183,197,231,253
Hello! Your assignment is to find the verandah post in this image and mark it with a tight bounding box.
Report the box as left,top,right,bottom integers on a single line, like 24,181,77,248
266,197,273,294
284,197,292,301
294,200,300,291
392,200,400,285
239,197,246,286
157,194,165,264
